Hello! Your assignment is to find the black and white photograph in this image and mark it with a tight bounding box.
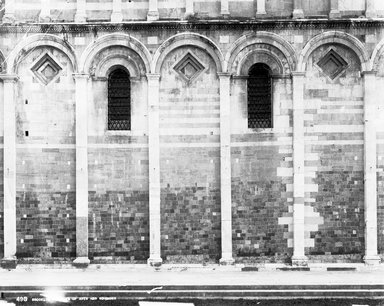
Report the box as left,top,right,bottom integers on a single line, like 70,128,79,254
0,0,383,305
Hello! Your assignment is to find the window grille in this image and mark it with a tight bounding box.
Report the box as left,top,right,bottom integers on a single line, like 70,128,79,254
247,63,272,129
108,68,131,130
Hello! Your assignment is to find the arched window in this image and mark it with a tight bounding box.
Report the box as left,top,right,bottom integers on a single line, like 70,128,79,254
108,68,131,130
247,63,272,128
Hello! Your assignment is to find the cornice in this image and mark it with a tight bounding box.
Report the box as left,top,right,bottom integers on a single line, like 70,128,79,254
1,19,384,33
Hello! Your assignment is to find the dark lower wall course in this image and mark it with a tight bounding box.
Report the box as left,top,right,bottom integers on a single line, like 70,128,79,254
16,191,76,260
88,191,149,262
161,186,221,262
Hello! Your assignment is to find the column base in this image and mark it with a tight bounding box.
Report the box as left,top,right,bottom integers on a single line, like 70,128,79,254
219,257,235,265
39,15,52,23
73,257,90,268
256,12,267,18
74,14,87,23
363,255,381,265
366,11,377,18
111,12,123,23
221,10,230,18
147,257,163,267
329,10,341,19
1,257,17,269
147,11,159,21
291,255,308,266
292,9,304,19
184,12,195,20
2,14,15,24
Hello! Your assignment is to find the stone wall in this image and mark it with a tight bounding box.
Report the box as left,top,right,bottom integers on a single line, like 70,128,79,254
14,46,76,262
88,145,149,262
0,22,384,265
231,77,293,263
158,46,221,263
1,0,374,22
304,44,365,259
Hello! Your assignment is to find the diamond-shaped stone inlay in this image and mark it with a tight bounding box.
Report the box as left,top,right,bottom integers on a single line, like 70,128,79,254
31,53,62,85
173,52,205,83
317,49,348,80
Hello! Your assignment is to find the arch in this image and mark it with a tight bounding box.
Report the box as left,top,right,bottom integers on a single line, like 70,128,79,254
237,49,284,76
95,53,141,78
80,33,151,75
152,32,224,73
247,63,273,129
226,32,297,74
7,34,77,74
298,31,369,72
108,67,131,131
370,37,384,71
0,48,7,73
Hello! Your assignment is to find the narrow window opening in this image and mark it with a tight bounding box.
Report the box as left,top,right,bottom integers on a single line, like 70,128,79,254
108,68,131,130
247,63,272,129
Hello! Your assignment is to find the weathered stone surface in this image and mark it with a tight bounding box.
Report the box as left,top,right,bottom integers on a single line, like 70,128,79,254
231,145,292,262
304,44,365,258
161,185,221,262
87,148,149,262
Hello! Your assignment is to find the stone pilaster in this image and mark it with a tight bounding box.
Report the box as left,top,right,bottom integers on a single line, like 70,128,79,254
291,72,307,266
39,0,51,22
185,0,194,18
329,0,341,18
256,0,267,18
366,0,377,18
218,73,234,265
362,71,380,265
73,74,90,267
111,0,123,22
2,0,16,23
74,0,87,23
221,0,230,17
147,0,159,21
292,0,304,19
146,74,162,267
0,75,18,269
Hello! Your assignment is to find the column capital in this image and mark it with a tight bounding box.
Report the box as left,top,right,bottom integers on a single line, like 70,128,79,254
73,73,90,80
361,70,377,77
0,74,19,82
146,73,161,81
217,72,232,79
291,72,305,78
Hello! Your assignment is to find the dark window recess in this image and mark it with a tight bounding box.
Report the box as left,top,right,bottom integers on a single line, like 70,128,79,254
247,63,272,129
108,68,131,130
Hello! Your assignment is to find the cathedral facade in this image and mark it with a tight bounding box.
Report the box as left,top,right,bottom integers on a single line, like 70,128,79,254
0,0,384,268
